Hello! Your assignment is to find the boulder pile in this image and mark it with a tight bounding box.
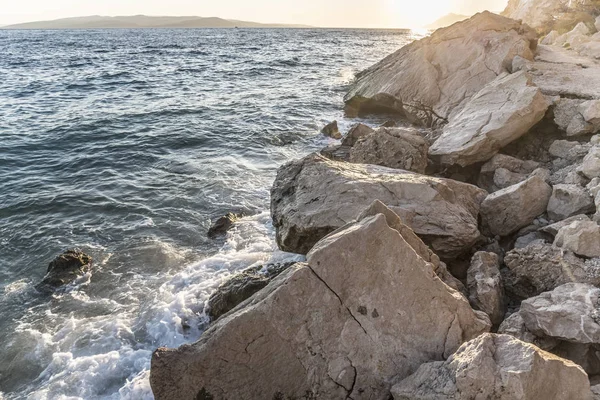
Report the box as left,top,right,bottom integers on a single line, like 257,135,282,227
151,7,600,400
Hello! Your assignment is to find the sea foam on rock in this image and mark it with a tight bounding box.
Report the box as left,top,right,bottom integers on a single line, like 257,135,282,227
37,250,92,291
150,207,490,399
270,153,487,258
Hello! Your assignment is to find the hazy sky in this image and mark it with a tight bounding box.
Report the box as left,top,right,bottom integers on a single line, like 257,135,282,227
0,0,509,28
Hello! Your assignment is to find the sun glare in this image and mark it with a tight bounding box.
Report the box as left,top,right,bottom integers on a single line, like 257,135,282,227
385,0,455,28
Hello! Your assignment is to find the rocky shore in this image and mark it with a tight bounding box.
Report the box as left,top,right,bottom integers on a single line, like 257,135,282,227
150,2,600,399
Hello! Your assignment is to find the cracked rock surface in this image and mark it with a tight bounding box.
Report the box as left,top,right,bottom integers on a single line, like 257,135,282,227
150,209,490,400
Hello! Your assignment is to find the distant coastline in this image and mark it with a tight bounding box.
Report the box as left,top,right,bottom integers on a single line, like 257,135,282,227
0,15,313,30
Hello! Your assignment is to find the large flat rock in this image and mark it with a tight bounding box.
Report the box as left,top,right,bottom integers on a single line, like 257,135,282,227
270,153,487,258
429,71,549,166
344,12,537,126
150,209,489,399
527,45,600,100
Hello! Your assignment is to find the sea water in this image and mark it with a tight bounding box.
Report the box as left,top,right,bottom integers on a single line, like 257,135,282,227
0,27,416,399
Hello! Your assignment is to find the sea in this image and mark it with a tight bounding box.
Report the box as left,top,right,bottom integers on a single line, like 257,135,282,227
0,28,417,399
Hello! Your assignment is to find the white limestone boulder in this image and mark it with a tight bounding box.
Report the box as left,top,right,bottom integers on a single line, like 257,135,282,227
150,208,490,399
345,12,537,126
271,154,487,258
349,127,429,173
555,220,600,258
480,175,552,237
391,333,591,400
429,71,549,167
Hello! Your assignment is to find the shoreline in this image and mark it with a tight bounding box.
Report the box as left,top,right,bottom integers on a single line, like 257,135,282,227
149,6,600,400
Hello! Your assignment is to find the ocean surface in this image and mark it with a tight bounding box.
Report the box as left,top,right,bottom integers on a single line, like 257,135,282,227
0,28,416,399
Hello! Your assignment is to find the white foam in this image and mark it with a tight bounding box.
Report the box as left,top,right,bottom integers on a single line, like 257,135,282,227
16,211,302,399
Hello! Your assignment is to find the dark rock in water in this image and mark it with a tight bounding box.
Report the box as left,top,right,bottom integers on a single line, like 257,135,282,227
380,120,396,127
206,262,296,321
320,120,341,139
37,250,92,290
207,213,242,238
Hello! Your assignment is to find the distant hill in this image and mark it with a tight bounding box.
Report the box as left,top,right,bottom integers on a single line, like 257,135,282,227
0,15,311,30
425,13,470,30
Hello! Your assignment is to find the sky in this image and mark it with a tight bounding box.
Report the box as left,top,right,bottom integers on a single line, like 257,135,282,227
0,0,509,28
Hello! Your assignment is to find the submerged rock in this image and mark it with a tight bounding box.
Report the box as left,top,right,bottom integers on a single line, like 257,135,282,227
321,120,341,139
150,208,489,399
349,127,429,173
207,213,242,238
271,153,487,258
391,333,591,400
206,262,296,321
344,12,537,125
429,71,549,167
37,250,92,290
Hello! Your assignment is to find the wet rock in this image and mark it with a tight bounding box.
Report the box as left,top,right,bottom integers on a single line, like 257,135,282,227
37,250,92,290
344,12,537,125
480,175,552,237
151,208,490,399
207,213,243,238
539,214,591,236
341,123,374,147
555,220,600,258
547,184,595,221
391,333,591,400
504,242,600,299
206,262,296,321
271,153,487,258
321,120,341,139
429,71,549,167
349,127,429,173
467,252,505,325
